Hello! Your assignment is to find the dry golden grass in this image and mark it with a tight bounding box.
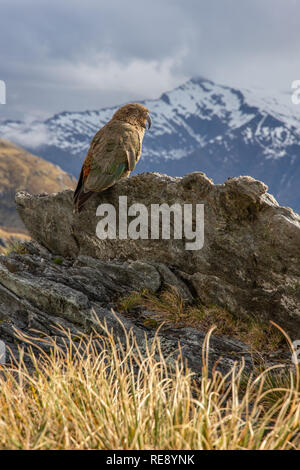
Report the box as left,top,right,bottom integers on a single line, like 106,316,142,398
1,239,30,256
0,229,31,254
0,315,299,450
118,287,283,352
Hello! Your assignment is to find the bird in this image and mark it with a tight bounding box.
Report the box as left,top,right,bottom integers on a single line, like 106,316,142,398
73,103,151,213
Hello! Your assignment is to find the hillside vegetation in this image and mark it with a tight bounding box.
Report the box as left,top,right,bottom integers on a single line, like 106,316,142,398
0,138,76,234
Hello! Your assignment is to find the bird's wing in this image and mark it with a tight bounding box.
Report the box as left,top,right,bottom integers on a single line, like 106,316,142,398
83,122,141,193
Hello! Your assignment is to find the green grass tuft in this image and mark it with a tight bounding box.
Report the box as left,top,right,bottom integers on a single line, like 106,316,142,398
4,241,29,256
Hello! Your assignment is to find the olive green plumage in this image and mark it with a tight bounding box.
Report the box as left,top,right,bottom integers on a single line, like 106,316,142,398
73,103,151,213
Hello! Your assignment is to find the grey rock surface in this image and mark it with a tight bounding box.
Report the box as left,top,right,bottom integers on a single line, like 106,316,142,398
0,240,262,375
15,172,300,336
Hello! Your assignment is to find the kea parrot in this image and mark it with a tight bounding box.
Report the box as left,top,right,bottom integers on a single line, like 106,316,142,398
73,103,151,213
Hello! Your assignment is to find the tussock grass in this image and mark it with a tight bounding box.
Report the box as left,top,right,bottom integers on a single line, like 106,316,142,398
118,287,283,352
0,316,299,450
3,240,29,256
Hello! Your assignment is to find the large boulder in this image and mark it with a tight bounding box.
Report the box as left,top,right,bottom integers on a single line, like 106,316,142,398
15,172,300,335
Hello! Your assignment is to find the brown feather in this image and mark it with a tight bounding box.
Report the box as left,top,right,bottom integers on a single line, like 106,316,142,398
73,103,150,213
73,168,95,213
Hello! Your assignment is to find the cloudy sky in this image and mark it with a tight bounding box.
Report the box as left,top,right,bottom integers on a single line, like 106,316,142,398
0,0,300,121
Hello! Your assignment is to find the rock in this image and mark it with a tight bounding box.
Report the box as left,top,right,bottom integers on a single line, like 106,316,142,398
15,172,300,335
0,241,255,376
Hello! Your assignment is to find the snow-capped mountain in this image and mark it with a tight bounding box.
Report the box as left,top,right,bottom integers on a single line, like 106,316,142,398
1,77,300,212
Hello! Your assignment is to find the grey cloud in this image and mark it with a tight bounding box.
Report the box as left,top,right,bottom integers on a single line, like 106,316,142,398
0,0,300,120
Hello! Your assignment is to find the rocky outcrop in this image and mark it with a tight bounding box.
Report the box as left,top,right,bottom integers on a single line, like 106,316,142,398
0,240,264,375
15,172,300,336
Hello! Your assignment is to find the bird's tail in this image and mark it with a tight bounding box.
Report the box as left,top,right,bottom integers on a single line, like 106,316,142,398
73,169,95,213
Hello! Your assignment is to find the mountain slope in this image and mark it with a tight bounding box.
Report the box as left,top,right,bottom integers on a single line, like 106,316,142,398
0,139,76,232
0,77,299,212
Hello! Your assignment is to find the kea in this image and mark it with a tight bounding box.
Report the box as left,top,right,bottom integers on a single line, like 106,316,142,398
73,103,151,213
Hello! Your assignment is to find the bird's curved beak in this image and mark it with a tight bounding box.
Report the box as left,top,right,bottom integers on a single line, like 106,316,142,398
146,114,152,130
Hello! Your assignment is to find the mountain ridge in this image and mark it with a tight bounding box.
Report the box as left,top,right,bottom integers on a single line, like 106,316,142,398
1,77,299,212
